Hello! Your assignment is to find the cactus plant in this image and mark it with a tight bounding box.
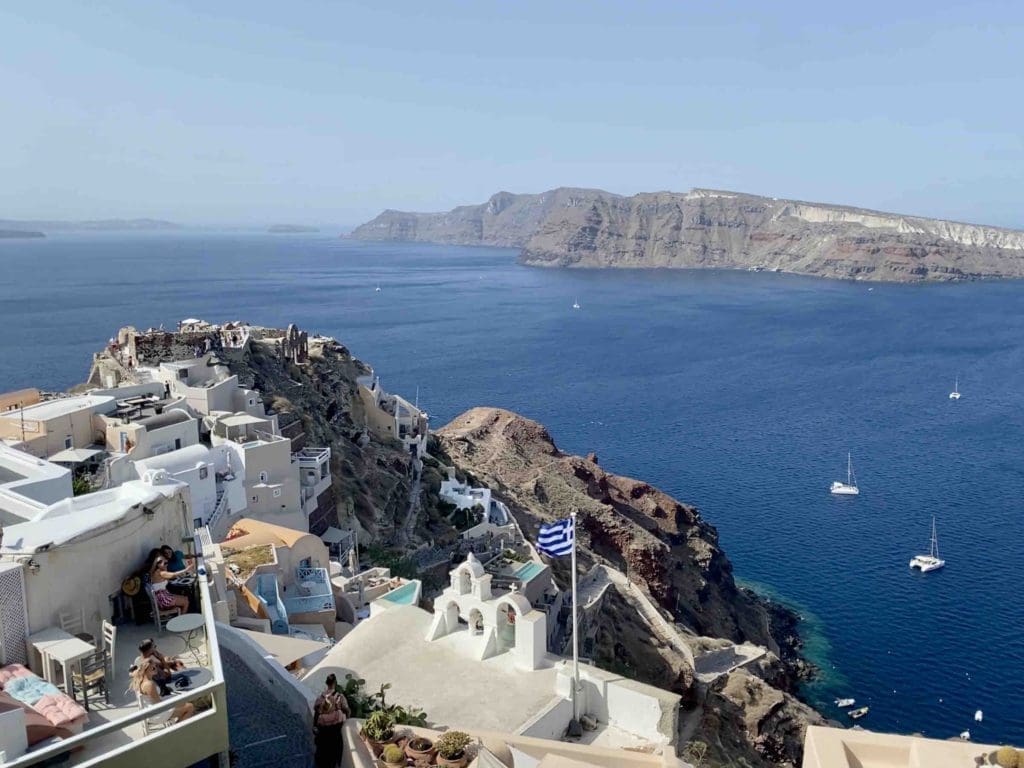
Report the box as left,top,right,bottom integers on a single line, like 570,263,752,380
380,743,405,766
435,730,472,759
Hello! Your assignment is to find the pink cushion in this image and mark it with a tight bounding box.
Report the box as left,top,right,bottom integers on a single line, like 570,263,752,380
32,693,87,729
0,663,34,687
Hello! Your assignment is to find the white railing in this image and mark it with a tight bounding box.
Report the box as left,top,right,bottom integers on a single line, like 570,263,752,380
206,490,230,534
8,576,228,768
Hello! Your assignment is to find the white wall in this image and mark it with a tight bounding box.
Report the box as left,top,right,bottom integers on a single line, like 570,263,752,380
20,487,193,638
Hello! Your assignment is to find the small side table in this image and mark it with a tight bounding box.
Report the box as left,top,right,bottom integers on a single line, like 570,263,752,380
166,614,206,665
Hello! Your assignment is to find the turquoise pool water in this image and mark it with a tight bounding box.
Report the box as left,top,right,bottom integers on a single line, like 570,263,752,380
381,580,419,605
514,561,546,582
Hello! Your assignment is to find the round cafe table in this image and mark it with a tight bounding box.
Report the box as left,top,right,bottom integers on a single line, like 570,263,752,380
172,666,213,691
166,613,206,665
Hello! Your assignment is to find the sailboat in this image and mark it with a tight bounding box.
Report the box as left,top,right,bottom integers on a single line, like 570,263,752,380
830,453,859,496
910,517,945,572
572,298,581,310
375,284,381,292
949,376,961,400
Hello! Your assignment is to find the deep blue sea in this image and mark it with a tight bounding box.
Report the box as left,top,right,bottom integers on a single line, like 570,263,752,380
2,232,1022,742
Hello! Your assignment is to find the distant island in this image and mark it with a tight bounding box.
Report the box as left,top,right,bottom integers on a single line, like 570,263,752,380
351,187,1024,283
0,229,45,239
0,218,180,232
268,224,319,233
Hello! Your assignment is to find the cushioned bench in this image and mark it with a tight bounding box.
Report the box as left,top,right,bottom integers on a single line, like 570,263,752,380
0,664,87,734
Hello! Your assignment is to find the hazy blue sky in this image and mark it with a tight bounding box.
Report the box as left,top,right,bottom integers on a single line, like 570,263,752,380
2,1,1022,227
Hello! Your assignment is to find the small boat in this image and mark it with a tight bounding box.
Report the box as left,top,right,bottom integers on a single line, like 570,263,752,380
834,698,856,708
959,730,971,741
848,707,869,720
375,284,381,292
974,709,983,722
830,453,859,496
572,298,581,310
909,517,946,572
949,376,961,400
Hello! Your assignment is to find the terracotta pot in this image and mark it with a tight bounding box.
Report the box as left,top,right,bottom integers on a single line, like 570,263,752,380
436,753,468,768
361,732,396,758
405,737,435,762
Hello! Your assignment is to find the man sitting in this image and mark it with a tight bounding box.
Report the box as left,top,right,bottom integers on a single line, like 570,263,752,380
136,638,184,696
160,544,196,574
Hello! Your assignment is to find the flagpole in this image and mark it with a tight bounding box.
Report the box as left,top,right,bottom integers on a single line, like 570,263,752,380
570,509,580,728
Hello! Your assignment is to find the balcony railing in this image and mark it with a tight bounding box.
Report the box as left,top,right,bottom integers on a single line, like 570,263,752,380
8,573,228,768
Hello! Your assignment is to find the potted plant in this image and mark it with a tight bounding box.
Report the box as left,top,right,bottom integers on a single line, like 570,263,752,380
435,730,472,768
379,743,405,768
361,710,396,757
404,735,434,762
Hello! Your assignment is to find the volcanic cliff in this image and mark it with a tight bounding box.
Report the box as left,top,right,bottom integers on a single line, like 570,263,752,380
351,187,1024,282
435,407,826,767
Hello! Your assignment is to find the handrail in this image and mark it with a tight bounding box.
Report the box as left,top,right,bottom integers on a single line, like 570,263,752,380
8,574,226,767
206,490,230,533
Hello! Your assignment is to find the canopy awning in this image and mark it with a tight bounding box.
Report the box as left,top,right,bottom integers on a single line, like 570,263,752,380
48,447,103,464
236,628,328,667
320,526,350,545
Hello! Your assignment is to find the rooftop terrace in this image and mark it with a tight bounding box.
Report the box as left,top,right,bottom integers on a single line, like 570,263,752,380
8,574,228,768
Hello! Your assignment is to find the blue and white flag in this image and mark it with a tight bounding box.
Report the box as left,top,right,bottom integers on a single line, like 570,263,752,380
537,516,574,557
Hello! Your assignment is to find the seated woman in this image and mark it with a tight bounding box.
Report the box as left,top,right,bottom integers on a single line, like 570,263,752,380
130,657,194,725
148,556,191,614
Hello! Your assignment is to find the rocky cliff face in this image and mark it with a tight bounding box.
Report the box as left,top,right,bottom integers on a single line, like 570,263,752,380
351,187,1024,282
435,407,827,766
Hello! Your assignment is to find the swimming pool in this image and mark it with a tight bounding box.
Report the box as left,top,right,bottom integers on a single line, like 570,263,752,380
513,561,546,582
380,580,420,605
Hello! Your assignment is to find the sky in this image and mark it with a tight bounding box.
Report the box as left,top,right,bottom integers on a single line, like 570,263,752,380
1,1,1022,228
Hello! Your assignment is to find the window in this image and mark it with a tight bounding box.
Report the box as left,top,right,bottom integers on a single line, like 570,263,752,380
248,398,255,406
199,466,209,480
258,470,268,483
273,488,282,498
64,436,73,449
251,495,258,503
194,517,203,528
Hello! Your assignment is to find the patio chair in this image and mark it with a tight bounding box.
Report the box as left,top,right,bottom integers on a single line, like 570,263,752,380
59,608,95,644
71,649,110,710
136,693,175,736
100,620,117,672
145,584,183,631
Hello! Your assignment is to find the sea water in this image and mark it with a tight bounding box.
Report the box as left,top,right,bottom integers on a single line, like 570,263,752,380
1,232,1022,741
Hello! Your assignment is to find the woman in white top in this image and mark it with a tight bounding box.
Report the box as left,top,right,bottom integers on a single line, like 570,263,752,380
131,657,195,725
148,556,191,614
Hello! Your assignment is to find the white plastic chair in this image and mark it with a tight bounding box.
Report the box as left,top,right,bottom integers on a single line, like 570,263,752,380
100,620,117,672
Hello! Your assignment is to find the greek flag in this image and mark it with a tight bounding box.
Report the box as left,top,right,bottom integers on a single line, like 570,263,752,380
537,517,574,557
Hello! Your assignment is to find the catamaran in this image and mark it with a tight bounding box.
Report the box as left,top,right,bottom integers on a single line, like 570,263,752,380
830,453,859,496
572,298,581,310
949,376,961,400
910,517,945,572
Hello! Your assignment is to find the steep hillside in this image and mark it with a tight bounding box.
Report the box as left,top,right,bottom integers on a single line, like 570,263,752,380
351,187,1024,282
435,407,827,766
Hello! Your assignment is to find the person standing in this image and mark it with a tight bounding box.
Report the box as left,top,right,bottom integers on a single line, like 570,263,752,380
313,673,348,767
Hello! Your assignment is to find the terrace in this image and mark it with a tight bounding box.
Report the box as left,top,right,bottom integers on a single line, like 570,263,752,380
6,575,228,768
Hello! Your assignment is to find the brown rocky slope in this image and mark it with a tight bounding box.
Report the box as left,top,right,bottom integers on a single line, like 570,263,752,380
351,187,1024,282
436,407,827,766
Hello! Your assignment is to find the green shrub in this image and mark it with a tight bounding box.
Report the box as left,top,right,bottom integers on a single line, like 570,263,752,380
380,744,404,763
363,710,395,742
435,730,472,759
996,747,1019,768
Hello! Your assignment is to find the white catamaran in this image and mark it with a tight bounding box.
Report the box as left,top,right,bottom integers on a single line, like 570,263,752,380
830,453,859,496
910,516,945,572
949,376,961,400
